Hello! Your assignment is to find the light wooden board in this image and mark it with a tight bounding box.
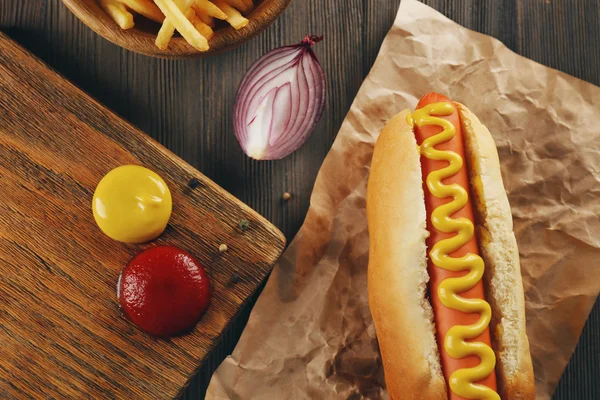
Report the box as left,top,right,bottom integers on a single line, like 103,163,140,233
0,32,285,399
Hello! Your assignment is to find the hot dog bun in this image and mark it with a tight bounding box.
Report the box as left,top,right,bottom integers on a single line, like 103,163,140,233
367,105,535,399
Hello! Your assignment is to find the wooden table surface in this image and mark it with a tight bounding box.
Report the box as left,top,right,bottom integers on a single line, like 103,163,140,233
1,0,598,398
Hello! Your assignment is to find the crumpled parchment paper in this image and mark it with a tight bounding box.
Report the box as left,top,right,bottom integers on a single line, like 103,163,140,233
207,0,600,398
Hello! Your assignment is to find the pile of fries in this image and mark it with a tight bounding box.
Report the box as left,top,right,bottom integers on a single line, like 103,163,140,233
98,0,253,51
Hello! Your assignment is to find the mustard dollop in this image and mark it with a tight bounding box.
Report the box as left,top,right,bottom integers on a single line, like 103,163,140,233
92,165,172,243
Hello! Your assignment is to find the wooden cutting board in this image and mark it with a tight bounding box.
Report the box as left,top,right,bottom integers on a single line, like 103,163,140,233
0,32,285,399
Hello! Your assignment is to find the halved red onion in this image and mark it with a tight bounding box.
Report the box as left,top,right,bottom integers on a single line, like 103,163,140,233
234,35,326,160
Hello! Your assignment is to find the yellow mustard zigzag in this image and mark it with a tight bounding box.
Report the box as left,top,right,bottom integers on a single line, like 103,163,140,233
410,102,499,400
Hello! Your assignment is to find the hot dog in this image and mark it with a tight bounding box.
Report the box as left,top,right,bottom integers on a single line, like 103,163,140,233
367,93,535,399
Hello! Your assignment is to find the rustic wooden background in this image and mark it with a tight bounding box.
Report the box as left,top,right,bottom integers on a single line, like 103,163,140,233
1,0,598,398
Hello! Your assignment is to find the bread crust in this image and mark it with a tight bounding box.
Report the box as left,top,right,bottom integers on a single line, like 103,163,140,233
367,110,447,400
367,106,535,399
457,103,535,399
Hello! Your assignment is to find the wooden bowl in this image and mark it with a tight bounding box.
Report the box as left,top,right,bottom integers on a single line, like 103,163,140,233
61,0,293,58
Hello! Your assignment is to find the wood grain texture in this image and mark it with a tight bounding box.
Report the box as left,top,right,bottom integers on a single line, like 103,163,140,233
0,32,285,399
61,0,293,58
1,0,599,398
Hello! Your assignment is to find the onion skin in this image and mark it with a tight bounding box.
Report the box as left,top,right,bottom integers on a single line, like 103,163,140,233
233,35,326,160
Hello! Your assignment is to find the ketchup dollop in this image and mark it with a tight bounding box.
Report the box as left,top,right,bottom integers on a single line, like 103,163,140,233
118,246,212,337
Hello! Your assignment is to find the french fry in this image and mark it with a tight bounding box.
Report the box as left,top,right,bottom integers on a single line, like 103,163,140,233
155,24,173,49
97,0,254,50
155,0,209,51
212,0,248,30
155,0,194,49
192,0,227,20
99,0,135,29
223,0,251,15
184,8,196,20
190,13,214,40
195,9,215,27
118,0,165,23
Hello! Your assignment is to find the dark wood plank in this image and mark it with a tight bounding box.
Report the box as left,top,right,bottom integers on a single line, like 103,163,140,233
0,32,285,399
1,0,598,398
